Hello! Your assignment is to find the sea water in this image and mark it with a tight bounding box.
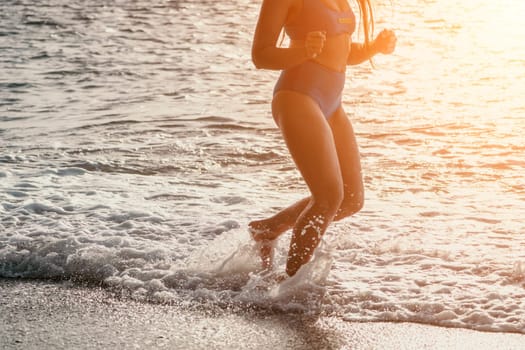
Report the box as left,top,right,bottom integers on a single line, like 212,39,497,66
1,0,524,334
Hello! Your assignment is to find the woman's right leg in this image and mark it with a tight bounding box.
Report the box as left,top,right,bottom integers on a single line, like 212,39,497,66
271,91,344,276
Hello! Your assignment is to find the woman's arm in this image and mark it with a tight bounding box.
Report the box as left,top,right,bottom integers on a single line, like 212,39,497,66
252,0,323,70
347,29,397,66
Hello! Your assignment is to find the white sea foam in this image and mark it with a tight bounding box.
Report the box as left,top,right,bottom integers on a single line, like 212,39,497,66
1,204,525,333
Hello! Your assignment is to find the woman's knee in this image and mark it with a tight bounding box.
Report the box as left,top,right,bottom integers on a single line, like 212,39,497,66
337,188,364,219
313,181,345,216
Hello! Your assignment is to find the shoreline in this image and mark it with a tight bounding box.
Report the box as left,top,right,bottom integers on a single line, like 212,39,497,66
1,278,524,350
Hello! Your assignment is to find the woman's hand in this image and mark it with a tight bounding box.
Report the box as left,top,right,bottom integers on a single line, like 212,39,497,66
373,29,397,55
305,31,326,58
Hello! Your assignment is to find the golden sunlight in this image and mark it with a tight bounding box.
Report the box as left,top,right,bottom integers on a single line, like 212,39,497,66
468,0,525,51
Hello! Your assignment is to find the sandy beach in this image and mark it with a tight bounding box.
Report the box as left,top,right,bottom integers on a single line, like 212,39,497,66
1,279,524,350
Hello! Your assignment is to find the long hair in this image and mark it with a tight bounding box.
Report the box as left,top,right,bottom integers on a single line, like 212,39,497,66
356,0,375,50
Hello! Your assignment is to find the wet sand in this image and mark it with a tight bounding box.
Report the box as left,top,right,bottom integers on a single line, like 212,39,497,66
1,279,524,350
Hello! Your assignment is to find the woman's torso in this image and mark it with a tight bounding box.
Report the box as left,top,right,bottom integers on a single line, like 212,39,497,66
285,0,355,72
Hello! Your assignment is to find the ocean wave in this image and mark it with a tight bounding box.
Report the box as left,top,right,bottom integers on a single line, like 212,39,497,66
0,227,330,316
1,221,524,334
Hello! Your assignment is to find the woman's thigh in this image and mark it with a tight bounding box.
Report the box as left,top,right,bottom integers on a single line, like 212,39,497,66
272,91,343,202
328,106,364,201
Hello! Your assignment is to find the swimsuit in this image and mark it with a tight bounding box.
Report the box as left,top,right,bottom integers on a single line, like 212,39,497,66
285,0,355,39
273,0,356,118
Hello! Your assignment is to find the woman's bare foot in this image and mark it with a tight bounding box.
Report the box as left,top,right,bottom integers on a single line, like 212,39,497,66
249,218,289,270
248,219,288,241
260,270,289,284
258,239,274,270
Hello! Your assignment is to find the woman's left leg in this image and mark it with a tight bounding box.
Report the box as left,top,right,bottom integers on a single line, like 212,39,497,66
329,106,365,218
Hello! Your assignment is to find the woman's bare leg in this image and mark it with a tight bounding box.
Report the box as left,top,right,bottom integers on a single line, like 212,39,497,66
249,198,309,271
271,91,344,276
249,104,364,271
249,197,309,240
328,106,365,217
249,106,364,234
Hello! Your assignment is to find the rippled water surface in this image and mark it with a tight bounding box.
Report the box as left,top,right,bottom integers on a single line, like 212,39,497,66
1,0,524,334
